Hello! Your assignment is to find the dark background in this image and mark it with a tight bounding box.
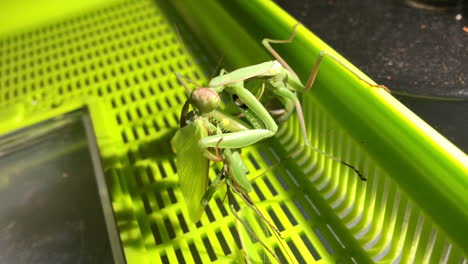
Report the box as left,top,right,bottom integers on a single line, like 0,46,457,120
275,0,468,153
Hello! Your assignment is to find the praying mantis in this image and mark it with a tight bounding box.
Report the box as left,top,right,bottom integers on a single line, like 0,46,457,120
171,23,387,262
170,85,292,262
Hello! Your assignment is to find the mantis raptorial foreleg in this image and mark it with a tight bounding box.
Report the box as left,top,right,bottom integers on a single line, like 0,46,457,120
199,84,278,149
226,183,283,264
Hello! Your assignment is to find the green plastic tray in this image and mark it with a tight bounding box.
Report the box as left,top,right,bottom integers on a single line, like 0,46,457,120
1,0,467,263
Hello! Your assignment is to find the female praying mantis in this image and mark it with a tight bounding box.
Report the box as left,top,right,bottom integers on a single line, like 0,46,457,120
171,86,292,263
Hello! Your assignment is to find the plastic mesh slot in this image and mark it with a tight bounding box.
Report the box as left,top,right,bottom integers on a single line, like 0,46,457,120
266,209,284,232
287,240,306,264
188,243,202,264
160,254,169,264
228,225,242,250
314,228,334,255
280,203,297,226
167,188,177,204
163,217,176,239
202,236,217,262
174,248,186,264
300,233,321,261
263,178,278,196
215,231,231,256
151,222,163,245
205,204,216,223
274,246,289,264
141,193,152,214
154,191,165,210
215,198,228,217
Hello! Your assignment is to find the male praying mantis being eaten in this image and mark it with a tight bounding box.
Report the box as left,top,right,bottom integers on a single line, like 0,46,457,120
171,22,388,262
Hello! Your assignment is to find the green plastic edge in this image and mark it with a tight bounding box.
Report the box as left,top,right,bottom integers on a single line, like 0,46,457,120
167,0,468,256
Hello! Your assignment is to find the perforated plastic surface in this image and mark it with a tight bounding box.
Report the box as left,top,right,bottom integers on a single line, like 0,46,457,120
0,0,467,263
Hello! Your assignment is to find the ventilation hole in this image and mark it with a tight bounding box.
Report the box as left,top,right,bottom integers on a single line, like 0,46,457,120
263,178,278,196
143,123,150,136
274,172,289,191
215,198,228,217
205,204,216,223
136,107,143,118
202,236,217,261
189,243,202,264
175,248,186,264
314,228,334,254
258,150,273,166
122,131,128,143
195,221,203,228
155,100,162,111
268,209,284,232
151,222,162,245
146,166,155,183
154,192,165,209
141,194,152,214
132,127,139,140
231,195,241,211
252,183,265,201
163,116,171,128
300,233,321,260
160,254,169,264
280,204,298,226
146,104,153,114
169,159,177,173
293,199,310,220
247,153,260,170
165,97,172,107
153,120,161,131
216,231,231,256
229,225,242,249
164,218,176,239
157,162,167,178
167,188,177,204
166,80,173,89
174,94,182,104
126,111,132,122
177,213,189,233
130,92,136,101
274,247,288,264
171,113,179,124
287,241,306,264
128,151,137,164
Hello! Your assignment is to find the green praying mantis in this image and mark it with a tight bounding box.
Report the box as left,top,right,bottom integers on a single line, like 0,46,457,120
171,23,388,262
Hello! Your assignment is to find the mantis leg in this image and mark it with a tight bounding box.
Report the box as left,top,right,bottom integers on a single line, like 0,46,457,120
261,23,301,82
179,99,191,127
226,184,281,264
199,84,278,149
201,169,226,207
305,50,390,92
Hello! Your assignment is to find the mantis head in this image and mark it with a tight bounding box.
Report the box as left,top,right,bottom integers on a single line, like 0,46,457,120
190,88,220,115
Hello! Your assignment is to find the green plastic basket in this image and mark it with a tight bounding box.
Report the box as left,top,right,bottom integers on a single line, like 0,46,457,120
1,0,467,263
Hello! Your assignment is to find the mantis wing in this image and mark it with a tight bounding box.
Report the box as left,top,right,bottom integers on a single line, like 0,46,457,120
171,119,209,222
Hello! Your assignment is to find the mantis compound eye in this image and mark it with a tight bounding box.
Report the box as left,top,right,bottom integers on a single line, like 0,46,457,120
191,88,220,115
